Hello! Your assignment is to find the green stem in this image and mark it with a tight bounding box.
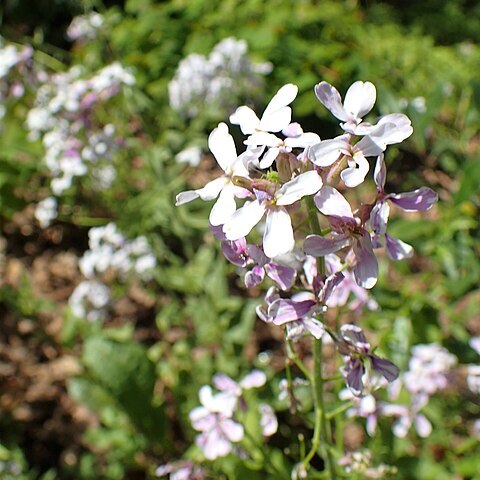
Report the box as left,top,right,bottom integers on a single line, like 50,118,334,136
301,196,337,479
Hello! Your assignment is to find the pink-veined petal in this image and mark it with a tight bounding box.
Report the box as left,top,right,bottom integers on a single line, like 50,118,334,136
304,234,351,256
314,81,350,122
352,233,378,289
314,186,353,218
303,317,325,339
223,200,266,241
263,207,294,258
276,170,323,206
388,187,438,211
373,154,386,191
385,234,414,260
343,81,376,120
208,122,237,172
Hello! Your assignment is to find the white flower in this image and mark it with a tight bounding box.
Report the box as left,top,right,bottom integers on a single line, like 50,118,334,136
176,122,249,226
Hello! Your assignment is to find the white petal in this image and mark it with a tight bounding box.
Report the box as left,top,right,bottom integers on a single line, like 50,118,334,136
229,106,260,135
263,84,298,116
223,200,266,240
284,132,321,148
196,176,228,201
343,81,376,120
208,122,237,172
259,107,292,133
276,171,323,206
263,207,294,258
309,138,348,167
259,147,280,169
314,186,353,218
209,183,237,226
341,153,370,188
175,190,199,206
245,132,282,148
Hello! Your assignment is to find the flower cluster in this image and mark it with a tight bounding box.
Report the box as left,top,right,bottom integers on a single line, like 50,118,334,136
69,223,156,321
344,343,457,438
169,37,271,119
26,62,134,195
66,12,104,42
0,36,34,123
188,370,277,461
177,79,438,395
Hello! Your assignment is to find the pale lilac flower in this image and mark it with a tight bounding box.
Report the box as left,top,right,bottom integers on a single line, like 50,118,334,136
259,404,278,436
337,324,399,396
258,289,326,341
155,461,206,480
176,122,249,226
212,370,267,398
314,80,377,133
402,343,456,396
210,227,296,290
383,393,432,438
304,186,378,288
311,82,413,187
370,155,438,259
324,254,379,313
223,170,323,258
189,385,244,460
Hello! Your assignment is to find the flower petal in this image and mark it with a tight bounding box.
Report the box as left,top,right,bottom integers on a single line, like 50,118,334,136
263,207,295,258
175,189,200,206
223,200,266,241
208,122,237,172
209,183,237,226
385,234,414,260
304,234,351,257
276,170,323,206
352,233,378,289
373,154,386,191
229,106,260,135
388,187,438,211
314,81,350,122
343,81,376,120
314,186,353,218
309,137,348,167
340,153,370,188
